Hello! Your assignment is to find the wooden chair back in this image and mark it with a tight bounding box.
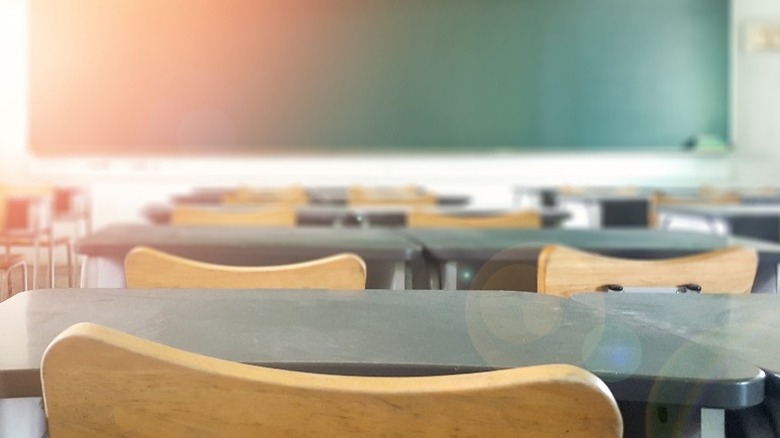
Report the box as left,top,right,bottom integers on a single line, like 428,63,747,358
348,186,436,207
171,205,296,227
407,210,541,229
42,323,623,438
221,186,309,206
537,244,758,297
124,246,367,289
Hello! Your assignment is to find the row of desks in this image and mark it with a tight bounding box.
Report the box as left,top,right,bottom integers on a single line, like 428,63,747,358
142,204,572,228
172,187,472,207
76,225,780,292
520,187,780,233
1,289,778,436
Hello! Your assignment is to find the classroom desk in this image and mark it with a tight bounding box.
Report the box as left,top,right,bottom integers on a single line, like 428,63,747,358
572,293,780,374
560,194,655,228
0,288,765,437
142,203,365,227
402,228,780,293
173,187,471,207
141,203,571,228
75,224,426,289
660,204,780,243
572,293,780,437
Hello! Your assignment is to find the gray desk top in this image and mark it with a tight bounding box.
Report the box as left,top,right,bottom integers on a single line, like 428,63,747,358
572,293,780,377
660,204,780,218
76,224,423,263
402,228,741,260
0,288,763,409
558,193,653,203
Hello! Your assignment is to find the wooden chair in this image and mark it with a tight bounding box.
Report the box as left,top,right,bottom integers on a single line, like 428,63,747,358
653,187,741,230
654,194,741,206
221,186,309,206
124,246,367,289
0,253,27,302
408,210,541,229
42,323,623,438
171,205,296,227
0,191,29,300
0,188,67,288
537,244,758,297
348,186,437,207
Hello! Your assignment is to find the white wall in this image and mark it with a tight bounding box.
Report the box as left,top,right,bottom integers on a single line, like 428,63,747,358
1,0,778,227
732,0,780,183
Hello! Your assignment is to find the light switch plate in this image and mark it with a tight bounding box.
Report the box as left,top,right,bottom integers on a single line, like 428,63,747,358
746,24,780,52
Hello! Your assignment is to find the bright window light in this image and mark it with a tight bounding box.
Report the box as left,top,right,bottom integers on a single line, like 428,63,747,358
0,0,27,155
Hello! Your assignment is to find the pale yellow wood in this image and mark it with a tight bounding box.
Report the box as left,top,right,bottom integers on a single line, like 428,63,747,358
124,246,367,289
408,210,541,229
348,185,436,207
171,205,296,227
651,191,738,228
42,323,623,438
537,244,758,297
654,191,741,206
221,186,309,205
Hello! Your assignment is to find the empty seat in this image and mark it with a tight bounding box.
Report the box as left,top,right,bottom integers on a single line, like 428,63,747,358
42,323,623,437
124,246,367,289
408,210,541,229
171,205,296,227
537,244,758,297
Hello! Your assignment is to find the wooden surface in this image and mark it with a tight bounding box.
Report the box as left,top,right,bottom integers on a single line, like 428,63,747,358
42,323,622,438
537,245,758,297
348,186,437,207
407,209,541,229
125,247,366,289
220,186,309,206
171,205,296,227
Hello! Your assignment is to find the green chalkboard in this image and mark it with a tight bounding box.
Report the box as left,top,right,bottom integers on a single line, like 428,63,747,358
29,0,729,155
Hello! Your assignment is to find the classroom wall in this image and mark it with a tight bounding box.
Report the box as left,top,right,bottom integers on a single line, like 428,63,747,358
732,0,780,183
1,0,779,228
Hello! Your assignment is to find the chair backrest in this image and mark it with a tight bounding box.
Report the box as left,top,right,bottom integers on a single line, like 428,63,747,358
348,186,437,207
407,210,541,229
170,205,296,227
537,244,758,297
221,186,309,205
42,323,623,438
653,188,741,206
0,190,51,235
124,246,367,289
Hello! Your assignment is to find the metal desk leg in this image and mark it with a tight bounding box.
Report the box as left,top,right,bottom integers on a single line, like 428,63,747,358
588,201,600,229
701,408,725,438
80,256,126,288
48,227,55,287
391,261,407,290
0,398,47,438
442,261,458,290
